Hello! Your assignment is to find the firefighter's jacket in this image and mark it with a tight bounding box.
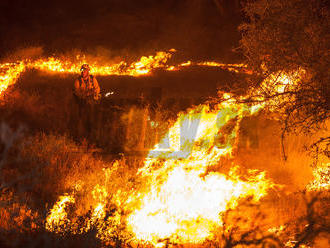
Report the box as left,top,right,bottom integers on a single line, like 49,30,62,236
74,75,100,102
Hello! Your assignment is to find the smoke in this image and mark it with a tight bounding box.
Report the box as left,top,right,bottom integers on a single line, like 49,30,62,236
0,0,243,62
235,115,319,193
0,122,26,190
1,46,44,62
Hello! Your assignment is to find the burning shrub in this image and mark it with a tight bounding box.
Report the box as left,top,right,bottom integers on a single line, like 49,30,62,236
0,131,145,247
239,0,329,161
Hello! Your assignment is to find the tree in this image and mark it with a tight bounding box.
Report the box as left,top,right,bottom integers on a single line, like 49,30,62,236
239,0,329,159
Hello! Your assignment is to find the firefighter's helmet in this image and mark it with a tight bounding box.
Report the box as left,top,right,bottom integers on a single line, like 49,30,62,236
80,64,90,72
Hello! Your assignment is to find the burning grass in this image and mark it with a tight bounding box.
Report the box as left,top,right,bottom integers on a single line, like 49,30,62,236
0,131,144,247
1,101,328,247
0,122,328,248
0,52,329,247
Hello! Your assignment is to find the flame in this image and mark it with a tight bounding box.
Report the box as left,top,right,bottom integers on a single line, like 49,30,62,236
40,87,283,246
0,49,248,98
42,95,274,245
306,163,330,191
126,98,274,245
45,183,110,235
0,51,172,97
197,61,249,73
45,194,75,233
0,62,26,96
28,51,172,76
1,45,327,246
179,61,192,67
128,167,272,244
3,50,309,245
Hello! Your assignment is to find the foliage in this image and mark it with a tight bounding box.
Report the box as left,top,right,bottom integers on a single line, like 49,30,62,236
206,191,329,248
239,0,329,142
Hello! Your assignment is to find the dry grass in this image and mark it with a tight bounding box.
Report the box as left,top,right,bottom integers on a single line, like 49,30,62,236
0,130,147,247
0,74,328,247
0,120,328,247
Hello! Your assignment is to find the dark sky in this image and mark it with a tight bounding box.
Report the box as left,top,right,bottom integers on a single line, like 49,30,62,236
0,0,243,61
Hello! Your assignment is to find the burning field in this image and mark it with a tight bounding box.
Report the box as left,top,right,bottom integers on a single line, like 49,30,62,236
0,48,328,248
0,1,329,247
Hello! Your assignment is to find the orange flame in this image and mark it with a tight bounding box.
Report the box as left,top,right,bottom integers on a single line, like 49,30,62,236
126,98,273,245
2,49,302,246
0,49,248,98
44,95,275,246
307,163,330,191
0,62,26,96
45,194,75,233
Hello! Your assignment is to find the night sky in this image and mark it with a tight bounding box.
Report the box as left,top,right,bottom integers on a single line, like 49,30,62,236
0,0,243,61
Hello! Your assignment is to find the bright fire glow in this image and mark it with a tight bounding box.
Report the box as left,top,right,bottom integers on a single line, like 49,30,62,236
127,99,273,245
3,50,309,246
44,95,274,246
0,62,26,96
0,49,248,97
307,163,330,191
45,194,75,233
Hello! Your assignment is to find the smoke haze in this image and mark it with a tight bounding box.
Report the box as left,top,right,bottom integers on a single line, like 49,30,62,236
0,0,243,61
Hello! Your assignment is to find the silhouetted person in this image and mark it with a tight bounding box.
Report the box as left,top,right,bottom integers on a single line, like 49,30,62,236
73,64,100,141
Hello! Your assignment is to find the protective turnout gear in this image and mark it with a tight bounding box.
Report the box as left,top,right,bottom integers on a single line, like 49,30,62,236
73,64,101,141
80,64,90,72
74,65,100,102
75,75,100,101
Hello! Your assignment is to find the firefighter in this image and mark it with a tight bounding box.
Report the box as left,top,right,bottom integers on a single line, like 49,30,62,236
73,64,101,140
74,64,100,102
